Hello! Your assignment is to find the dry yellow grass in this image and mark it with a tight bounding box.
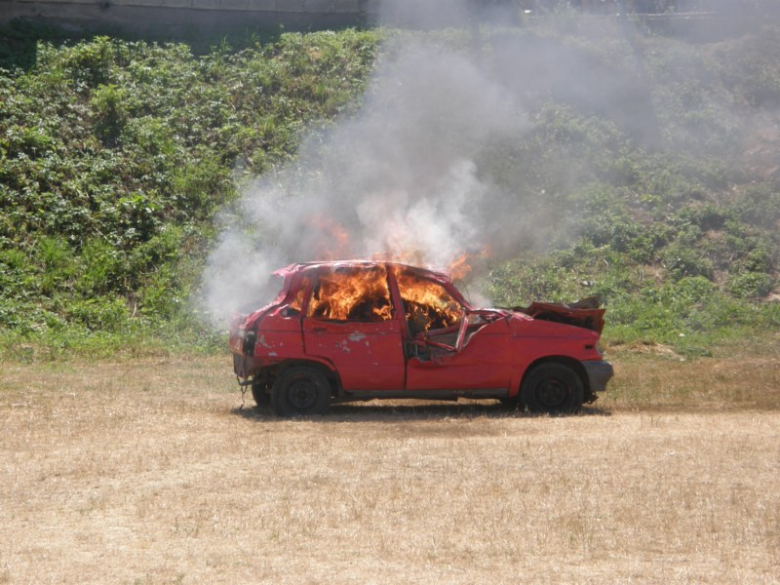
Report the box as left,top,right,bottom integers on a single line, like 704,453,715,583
604,347,780,411
1,355,779,584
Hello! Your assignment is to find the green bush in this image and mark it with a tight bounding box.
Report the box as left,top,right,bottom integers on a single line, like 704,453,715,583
728,272,774,299
91,83,130,147
66,297,131,332
662,244,714,281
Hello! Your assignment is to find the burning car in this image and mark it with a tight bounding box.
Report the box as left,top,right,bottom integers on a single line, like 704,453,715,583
229,261,613,416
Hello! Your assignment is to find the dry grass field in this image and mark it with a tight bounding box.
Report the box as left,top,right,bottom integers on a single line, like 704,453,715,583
1,351,779,584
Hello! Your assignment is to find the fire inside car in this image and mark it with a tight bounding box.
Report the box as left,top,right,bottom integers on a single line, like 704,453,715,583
229,261,613,417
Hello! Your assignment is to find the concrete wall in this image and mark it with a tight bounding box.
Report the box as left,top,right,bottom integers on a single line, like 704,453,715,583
0,0,371,32
2,0,775,35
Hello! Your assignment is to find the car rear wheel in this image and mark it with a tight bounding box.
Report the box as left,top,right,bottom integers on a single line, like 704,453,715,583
520,363,584,414
271,366,331,417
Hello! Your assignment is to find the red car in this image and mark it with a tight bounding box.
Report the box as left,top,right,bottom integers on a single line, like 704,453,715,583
230,261,613,416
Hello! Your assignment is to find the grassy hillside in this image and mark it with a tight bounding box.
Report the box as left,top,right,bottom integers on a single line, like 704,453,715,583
0,26,379,358
1,16,779,360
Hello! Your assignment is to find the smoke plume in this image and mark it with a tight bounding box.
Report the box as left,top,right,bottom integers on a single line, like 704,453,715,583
203,16,532,322
202,1,779,324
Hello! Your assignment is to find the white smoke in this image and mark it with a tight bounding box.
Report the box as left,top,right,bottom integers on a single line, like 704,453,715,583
204,2,768,325
202,32,530,323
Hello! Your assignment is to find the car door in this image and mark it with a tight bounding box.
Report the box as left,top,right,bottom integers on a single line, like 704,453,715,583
302,264,406,391
396,270,513,392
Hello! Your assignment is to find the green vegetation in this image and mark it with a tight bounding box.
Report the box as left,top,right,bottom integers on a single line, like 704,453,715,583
0,26,379,358
482,23,780,357
1,16,779,360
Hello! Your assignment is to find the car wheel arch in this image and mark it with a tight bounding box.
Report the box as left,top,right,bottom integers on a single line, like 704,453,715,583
276,359,341,397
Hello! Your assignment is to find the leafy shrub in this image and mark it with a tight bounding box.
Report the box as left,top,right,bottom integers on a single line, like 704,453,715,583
730,182,780,229
662,244,714,281
66,297,131,332
717,26,780,106
77,238,124,295
90,84,129,147
727,272,774,299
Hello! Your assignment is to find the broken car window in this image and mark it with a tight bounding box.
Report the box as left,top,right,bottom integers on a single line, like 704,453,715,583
284,275,311,316
306,265,393,322
283,276,311,317
397,270,463,337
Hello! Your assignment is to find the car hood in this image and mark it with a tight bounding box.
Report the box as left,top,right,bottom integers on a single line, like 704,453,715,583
502,296,606,334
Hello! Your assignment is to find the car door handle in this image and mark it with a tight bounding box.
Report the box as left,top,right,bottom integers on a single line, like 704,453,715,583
312,327,327,333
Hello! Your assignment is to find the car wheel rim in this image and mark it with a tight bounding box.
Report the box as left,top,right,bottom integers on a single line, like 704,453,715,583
536,379,568,408
288,379,318,410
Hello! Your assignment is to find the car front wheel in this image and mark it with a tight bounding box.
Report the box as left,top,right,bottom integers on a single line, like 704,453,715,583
271,366,331,417
520,363,584,414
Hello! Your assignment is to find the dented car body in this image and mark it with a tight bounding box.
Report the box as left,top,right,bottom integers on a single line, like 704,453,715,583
230,261,613,416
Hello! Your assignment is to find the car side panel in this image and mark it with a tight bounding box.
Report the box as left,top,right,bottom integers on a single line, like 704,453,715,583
507,316,604,395
405,319,513,391
254,313,306,356
303,318,406,391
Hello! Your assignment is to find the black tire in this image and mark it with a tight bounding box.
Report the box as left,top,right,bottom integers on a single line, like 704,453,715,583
271,366,331,417
251,381,270,408
520,363,584,414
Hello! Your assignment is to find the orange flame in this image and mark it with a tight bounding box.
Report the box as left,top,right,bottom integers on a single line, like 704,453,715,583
307,265,393,321
446,245,492,282
397,269,462,335
305,214,493,286
304,263,464,337
307,214,351,260
447,253,472,281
